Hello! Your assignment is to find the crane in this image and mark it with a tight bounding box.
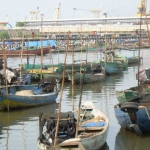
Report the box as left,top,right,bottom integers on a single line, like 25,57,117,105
29,7,40,20
74,4,103,18
54,3,61,19
136,0,146,16
73,8,87,18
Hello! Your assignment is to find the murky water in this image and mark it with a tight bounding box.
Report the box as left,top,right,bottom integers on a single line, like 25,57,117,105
0,49,150,150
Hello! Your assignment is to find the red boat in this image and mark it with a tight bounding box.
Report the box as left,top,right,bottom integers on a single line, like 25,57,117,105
0,47,50,57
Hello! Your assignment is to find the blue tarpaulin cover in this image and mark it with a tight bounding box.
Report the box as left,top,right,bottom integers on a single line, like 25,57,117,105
0,42,14,45
81,121,105,127
24,40,56,47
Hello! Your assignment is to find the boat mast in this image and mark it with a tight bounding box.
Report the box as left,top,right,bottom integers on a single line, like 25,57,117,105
72,44,75,111
54,31,70,146
104,18,107,76
144,0,150,47
40,14,44,80
75,66,86,137
137,1,143,93
20,16,26,82
2,39,9,111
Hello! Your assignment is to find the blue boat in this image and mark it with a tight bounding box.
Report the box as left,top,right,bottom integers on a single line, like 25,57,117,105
114,93,150,135
15,74,31,85
0,81,60,111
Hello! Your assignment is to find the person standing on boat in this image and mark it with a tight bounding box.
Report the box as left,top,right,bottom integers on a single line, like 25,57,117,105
31,32,35,38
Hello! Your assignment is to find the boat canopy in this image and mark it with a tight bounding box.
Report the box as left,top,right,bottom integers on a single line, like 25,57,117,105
24,40,56,47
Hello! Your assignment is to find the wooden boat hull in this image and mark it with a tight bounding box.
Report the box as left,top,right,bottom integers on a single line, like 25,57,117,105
128,57,140,64
100,61,123,75
68,73,105,84
22,62,92,73
81,128,108,149
114,55,128,70
0,47,50,56
136,68,150,84
37,101,109,150
115,93,150,135
43,73,69,82
0,84,59,111
116,84,150,103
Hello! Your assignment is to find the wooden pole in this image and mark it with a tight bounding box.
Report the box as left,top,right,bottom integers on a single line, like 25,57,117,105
72,44,75,111
40,14,44,80
54,31,70,146
75,67,86,137
144,0,150,47
20,16,26,81
2,39,9,111
138,4,143,94
104,21,107,76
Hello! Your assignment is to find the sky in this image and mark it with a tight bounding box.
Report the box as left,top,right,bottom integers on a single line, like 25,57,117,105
0,0,149,27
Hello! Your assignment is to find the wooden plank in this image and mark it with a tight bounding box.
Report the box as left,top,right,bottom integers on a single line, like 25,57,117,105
59,141,81,147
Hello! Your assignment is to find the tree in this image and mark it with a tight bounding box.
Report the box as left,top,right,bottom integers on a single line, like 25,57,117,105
0,31,10,39
16,22,25,27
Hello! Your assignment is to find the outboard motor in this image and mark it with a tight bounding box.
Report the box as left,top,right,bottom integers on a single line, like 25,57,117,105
38,78,60,93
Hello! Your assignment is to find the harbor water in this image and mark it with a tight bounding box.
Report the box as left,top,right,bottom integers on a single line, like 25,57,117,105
0,48,150,150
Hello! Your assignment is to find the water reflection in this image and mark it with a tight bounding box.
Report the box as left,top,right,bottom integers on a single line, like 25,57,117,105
0,49,150,150
115,129,150,150
0,103,58,150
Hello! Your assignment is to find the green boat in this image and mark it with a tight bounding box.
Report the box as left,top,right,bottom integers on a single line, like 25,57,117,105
68,72,105,84
127,56,141,64
116,84,150,102
93,60,124,75
21,62,95,82
114,55,128,70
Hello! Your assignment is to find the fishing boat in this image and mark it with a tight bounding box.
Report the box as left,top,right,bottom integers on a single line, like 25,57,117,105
0,67,31,86
127,56,141,64
0,46,50,56
37,101,109,150
0,79,60,111
94,60,124,75
68,72,105,84
14,73,31,85
116,67,150,103
93,49,125,75
116,84,150,103
114,93,150,135
21,62,93,82
136,68,150,84
114,54,128,70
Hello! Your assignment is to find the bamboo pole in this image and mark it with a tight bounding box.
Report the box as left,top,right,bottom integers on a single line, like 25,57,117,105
72,44,75,111
138,4,143,94
40,14,44,80
54,31,70,146
75,67,86,137
75,33,88,137
2,39,9,111
144,0,150,47
20,16,26,81
104,22,107,77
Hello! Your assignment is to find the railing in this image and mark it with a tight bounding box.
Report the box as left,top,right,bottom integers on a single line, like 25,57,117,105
15,24,148,33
